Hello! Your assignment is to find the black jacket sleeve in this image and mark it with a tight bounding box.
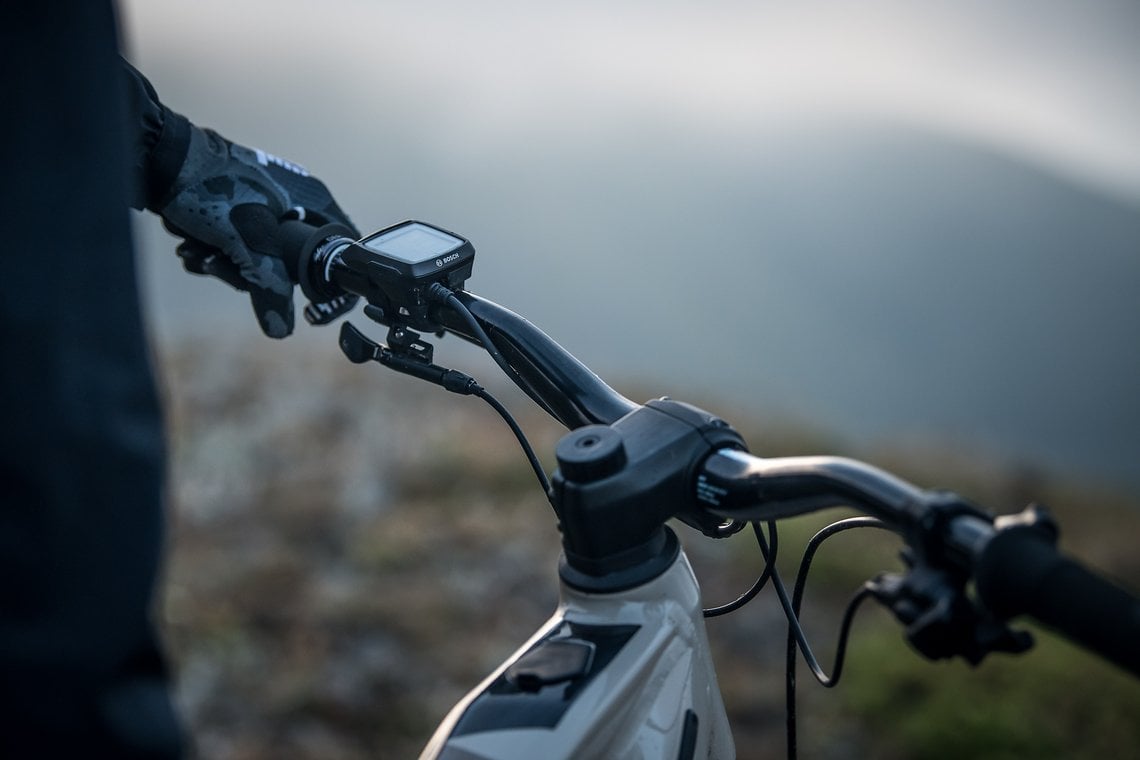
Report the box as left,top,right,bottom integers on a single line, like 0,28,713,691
1,4,183,756
122,60,191,211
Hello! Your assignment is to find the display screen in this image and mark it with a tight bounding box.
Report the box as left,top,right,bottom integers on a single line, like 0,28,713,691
362,222,463,264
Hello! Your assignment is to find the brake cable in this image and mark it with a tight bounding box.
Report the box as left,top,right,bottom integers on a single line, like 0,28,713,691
428,283,561,422
776,516,891,760
471,384,552,498
704,521,779,618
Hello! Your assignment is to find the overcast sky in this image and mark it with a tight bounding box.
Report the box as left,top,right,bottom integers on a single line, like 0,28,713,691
120,1,1140,487
122,0,1140,203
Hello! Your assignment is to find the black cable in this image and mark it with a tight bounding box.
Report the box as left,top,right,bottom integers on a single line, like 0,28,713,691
472,385,553,501
411,284,554,505
429,284,559,420
775,516,891,760
704,521,778,618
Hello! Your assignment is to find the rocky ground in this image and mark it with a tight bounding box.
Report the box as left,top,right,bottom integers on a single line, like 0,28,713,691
156,338,1139,760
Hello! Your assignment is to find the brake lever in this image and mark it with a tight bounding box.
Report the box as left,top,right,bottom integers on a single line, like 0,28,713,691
868,563,1034,665
338,321,479,395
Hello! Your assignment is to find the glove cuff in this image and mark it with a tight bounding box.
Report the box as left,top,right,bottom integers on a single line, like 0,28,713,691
144,107,192,212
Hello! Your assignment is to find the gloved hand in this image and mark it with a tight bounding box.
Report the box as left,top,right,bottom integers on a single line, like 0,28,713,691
158,125,357,338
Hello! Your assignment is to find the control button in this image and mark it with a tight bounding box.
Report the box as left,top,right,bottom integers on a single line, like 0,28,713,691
506,639,595,692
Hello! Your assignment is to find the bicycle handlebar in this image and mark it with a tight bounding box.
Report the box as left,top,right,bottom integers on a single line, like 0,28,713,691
699,449,1140,676
281,217,1139,678
696,450,931,526
436,292,638,429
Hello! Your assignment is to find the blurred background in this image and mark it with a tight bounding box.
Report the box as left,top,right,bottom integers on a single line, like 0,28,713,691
120,1,1139,758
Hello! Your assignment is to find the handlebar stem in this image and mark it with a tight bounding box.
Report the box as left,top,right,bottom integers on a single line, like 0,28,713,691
551,399,745,592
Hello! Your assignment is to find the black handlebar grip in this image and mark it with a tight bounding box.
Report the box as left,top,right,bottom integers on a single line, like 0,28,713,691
277,219,354,303
975,528,1140,677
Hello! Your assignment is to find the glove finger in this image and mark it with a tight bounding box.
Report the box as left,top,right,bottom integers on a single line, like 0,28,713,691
176,240,250,292
218,211,297,337
175,240,210,275
162,218,190,239
245,257,295,339
229,204,306,294
201,252,251,292
229,204,282,258
322,197,360,238
260,163,351,222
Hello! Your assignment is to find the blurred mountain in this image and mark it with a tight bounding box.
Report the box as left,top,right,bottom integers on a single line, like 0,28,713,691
418,119,1140,490
138,119,1140,490
698,121,1140,490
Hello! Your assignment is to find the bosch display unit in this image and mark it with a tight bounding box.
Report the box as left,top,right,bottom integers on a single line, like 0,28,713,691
336,220,475,330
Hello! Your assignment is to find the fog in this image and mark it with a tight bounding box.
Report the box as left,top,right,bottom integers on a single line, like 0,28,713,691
122,0,1140,489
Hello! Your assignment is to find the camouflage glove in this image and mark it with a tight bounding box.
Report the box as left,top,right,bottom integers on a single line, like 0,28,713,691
158,125,357,338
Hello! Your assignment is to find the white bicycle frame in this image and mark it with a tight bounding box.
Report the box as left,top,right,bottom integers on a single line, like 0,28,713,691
420,541,734,760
